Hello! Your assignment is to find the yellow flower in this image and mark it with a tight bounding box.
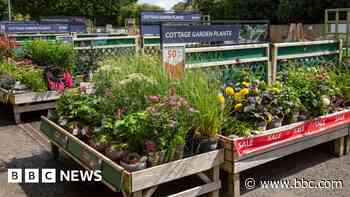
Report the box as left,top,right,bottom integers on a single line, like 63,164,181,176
234,93,242,102
242,81,250,88
272,87,281,94
240,88,250,97
234,103,243,111
218,95,225,105
225,87,235,96
267,114,273,123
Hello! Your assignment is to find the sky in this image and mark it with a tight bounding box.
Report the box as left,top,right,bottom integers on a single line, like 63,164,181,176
138,0,185,10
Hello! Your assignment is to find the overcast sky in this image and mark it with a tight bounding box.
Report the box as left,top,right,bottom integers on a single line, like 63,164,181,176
138,0,185,10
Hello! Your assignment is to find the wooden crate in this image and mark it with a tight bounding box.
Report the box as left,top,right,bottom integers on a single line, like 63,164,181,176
0,88,60,123
40,117,224,197
218,110,350,197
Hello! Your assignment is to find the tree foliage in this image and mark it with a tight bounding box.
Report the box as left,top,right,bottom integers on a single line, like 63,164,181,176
10,0,138,25
0,0,6,20
8,0,164,25
192,0,350,24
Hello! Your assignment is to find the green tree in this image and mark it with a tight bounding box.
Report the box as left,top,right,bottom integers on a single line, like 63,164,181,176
172,2,188,11
0,0,7,20
11,0,137,25
193,0,350,24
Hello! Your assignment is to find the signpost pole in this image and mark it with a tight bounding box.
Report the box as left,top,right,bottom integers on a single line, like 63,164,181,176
8,0,12,21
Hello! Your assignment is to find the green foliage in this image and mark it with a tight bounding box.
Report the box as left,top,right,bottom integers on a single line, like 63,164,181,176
0,0,6,20
56,91,100,125
94,55,172,114
193,0,350,24
176,70,223,138
24,40,75,71
0,63,47,92
11,0,152,25
281,66,339,117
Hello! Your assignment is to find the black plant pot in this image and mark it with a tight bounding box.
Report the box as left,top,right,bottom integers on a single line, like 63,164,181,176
120,159,147,172
105,148,126,162
197,138,218,154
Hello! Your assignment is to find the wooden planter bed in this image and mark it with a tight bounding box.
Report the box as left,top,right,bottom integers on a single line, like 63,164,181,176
40,116,224,197
218,109,350,197
0,88,60,123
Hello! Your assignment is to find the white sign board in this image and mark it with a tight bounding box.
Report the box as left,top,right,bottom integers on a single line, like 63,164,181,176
162,46,185,79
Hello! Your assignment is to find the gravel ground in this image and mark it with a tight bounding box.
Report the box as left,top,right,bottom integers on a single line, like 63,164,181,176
0,106,349,197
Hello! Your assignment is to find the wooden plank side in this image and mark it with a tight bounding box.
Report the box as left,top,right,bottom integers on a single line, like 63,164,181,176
186,57,268,69
41,117,125,171
0,87,11,103
50,140,118,192
13,102,56,113
168,181,221,197
235,127,348,173
186,44,269,53
276,51,339,61
131,149,224,192
274,40,337,47
221,161,234,173
10,91,60,105
41,117,129,191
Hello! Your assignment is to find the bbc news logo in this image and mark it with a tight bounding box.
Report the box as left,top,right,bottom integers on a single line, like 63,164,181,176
8,169,102,183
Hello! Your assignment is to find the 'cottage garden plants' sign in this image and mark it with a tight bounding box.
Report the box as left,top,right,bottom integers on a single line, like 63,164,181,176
161,24,240,44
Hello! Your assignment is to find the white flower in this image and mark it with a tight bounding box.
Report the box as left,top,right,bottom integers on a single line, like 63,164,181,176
321,95,331,106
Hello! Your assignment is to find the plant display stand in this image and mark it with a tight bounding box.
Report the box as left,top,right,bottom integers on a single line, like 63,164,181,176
40,117,224,197
218,110,350,197
0,88,60,123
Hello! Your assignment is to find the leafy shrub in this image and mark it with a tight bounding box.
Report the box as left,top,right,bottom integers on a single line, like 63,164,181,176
0,63,47,92
24,40,75,71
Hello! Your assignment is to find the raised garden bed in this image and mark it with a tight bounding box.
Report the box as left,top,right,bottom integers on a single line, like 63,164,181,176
40,116,224,197
218,109,350,197
0,88,60,123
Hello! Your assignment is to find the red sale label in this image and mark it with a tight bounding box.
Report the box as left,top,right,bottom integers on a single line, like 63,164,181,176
233,110,350,156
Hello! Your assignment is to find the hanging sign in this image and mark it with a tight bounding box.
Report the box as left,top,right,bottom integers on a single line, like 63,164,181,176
163,46,185,79
140,11,202,36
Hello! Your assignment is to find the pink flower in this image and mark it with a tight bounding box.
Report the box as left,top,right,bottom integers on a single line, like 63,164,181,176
148,95,160,103
63,72,73,88
80,86,87,93
56,82,65,91
48,79,55,90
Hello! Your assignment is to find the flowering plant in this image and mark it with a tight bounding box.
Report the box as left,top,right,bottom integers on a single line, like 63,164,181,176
0,36,17,59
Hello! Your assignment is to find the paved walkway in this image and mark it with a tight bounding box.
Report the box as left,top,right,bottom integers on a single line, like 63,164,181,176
0,106,349,197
